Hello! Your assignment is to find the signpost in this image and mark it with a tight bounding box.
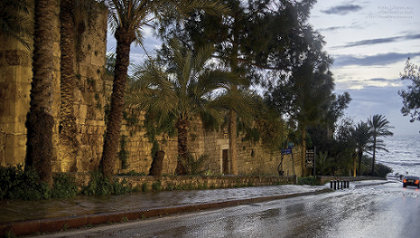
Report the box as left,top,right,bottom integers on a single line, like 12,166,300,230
281,148,292,155
279,143,295,177
306,147,316,175
305,149,315,168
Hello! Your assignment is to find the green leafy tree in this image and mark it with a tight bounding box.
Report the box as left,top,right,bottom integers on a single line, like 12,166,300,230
128,39,232,175
159,0,318,175
368,114,393,175
182,0,253,175
399,58,420,124
268,56,335,176
101,0,227,178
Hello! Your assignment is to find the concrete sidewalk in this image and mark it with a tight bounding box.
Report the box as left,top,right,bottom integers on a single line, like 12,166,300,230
0,185,331,236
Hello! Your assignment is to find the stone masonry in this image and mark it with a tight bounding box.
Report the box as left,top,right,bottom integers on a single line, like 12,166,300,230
0,6,307,177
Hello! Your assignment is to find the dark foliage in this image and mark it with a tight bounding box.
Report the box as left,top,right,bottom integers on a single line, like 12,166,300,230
399,58,420,123
0,165,77,200
81,171,132,196
359,157,393,178
297,176,321,186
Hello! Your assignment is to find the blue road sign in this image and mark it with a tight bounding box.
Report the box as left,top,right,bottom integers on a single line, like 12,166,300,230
281,148,292,155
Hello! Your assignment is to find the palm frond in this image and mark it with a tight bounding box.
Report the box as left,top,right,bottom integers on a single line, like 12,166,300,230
0,0,33,50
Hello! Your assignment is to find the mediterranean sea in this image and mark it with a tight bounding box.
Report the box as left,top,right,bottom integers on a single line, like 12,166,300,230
377,133,420,177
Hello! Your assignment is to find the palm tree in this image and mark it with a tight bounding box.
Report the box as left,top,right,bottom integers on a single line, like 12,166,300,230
26,0,60,185
101,0,227,179
0,0,32,50
129,39,232,175
207,77,254,175
352,121,371,175
368,114,393,175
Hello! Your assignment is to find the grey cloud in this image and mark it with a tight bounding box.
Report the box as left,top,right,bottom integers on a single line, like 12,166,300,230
321,4,362,15
336,34,420,48
333,52,420,67
370,78,388,82
318,24,360,32
318,26,347,32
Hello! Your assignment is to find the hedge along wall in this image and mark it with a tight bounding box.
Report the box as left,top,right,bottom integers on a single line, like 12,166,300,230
117,175,297,191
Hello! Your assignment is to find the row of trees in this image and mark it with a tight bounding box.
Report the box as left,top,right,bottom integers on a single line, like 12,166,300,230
1,0,397,184
311,114,393,176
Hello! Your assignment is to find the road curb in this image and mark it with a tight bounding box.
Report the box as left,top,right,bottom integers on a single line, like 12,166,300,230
354,180,395,188
0,189,331,237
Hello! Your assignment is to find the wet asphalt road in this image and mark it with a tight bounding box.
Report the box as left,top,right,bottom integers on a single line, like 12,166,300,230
39,181,420,238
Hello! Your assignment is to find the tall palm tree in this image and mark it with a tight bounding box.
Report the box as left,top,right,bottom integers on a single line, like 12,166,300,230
352,121,371,175
26,0,60,185
368,114,393,175
59,0,79,170
101,0,227,178
129,39,232,175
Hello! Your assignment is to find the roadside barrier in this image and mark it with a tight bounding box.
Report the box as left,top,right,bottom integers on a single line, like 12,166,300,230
330,180,350,190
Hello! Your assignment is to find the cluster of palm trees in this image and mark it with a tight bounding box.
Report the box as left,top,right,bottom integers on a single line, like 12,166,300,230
128,39,235,175
352,114,393,175
2,0,395,183
1,0,230,183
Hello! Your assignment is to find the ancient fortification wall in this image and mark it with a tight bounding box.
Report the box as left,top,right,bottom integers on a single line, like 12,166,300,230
58,7,109,173
0,35,33,167
0,6,305,177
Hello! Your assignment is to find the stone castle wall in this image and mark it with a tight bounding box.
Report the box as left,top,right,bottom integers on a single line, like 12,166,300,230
0,6,306,177
0,35,33,167
57,7,109,173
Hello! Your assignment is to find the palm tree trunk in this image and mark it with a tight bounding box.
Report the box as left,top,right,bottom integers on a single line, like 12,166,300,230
229,108,238,175
101,28,132,179
371,136,377,175
358,151,363,175
59,0,79,171
26,0,60,186
175,118,188,175
301,126,307,177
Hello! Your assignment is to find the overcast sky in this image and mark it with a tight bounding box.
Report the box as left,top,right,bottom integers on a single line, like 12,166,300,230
107,0,420,135
308,0,420,135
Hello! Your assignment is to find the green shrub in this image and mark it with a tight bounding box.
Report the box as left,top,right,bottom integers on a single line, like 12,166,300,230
181,153,209,175
166,182,176,191
151,181,162,191
0,165,49,200
297,176,321,186
51,173,78,199
359,157,393,178
81,171,132,196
